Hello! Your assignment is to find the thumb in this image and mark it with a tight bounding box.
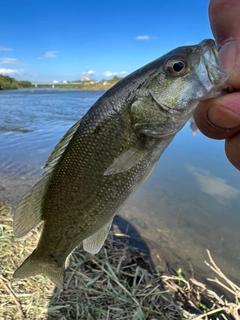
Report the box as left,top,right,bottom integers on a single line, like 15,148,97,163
209,0,240,89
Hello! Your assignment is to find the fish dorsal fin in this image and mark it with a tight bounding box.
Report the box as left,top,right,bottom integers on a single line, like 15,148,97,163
83,219,113,254
45,118,82,168
104,147,148,176
13,172,51,237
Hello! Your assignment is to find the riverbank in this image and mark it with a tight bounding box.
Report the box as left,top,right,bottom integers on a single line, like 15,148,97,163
1,202,239,319
36,80,119,91
49,82,115,90
0,74,120,91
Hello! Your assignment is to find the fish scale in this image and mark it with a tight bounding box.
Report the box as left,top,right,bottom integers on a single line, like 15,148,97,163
13,39,228,287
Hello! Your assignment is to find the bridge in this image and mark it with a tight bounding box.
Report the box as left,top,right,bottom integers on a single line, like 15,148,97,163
32,82,82,87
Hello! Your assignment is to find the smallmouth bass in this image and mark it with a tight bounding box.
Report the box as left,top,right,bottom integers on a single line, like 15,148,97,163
13,39,228,287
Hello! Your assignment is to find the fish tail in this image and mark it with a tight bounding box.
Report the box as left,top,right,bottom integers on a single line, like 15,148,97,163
13,250,64,288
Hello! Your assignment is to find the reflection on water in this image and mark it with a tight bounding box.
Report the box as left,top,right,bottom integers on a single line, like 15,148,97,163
187,165,240,201
0,88,239,290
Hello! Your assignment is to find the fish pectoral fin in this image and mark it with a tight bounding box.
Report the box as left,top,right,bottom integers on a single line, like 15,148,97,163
13,250,64,288
104,147,148,176
45,118,82,168
83,219,113,254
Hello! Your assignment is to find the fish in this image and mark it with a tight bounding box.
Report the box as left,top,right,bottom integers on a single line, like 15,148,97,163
13,39,228,287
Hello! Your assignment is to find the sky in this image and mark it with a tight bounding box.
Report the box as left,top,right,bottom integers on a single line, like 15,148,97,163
0,0,213,82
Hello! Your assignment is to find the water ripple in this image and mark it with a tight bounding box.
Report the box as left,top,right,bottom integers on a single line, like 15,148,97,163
0,89,102,179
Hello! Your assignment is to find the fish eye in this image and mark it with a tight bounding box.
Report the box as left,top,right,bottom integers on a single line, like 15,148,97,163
165,59,189,77
173,61,185,72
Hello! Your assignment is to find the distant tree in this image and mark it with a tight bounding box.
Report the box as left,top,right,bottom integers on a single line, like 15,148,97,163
19,80,33,88
108,76,122,84
0,74,32,90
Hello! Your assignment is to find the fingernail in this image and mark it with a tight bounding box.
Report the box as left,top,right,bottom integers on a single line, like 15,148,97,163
219,40,236,74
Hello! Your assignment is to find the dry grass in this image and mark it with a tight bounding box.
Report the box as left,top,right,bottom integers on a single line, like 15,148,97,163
0,201,54,319
0,201,239,320
161,249,240,319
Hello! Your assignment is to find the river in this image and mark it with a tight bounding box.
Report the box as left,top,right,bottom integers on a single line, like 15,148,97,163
0,88,239,290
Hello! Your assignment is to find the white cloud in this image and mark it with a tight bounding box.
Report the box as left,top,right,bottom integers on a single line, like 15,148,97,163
103,71,127,77
0,58,20,65
86,70,95,75
0,68,27,76
103,71,115,77
136,35,150,40
186,165,240,201
0,46,12,52
81,70,97,80
38,51,59,59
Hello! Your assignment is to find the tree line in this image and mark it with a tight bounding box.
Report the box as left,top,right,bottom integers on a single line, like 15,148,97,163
0,74,32,90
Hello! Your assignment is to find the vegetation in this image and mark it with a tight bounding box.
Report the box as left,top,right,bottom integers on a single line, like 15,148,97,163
104,76,122,84
0,74,32,90
0,74,121,91
1,201,239,319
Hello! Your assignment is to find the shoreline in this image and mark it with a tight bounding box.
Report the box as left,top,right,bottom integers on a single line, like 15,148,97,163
1,201,239,319
33,82,117,91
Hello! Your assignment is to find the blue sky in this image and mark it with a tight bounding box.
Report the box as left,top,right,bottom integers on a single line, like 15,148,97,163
0,0,213,82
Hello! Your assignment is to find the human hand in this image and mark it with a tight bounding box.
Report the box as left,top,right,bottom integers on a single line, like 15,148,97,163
193,0,240,170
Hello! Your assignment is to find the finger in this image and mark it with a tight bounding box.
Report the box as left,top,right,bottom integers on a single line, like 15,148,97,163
194,92,240,139
225,133,240,170
209,0,240,89
209,0,240,43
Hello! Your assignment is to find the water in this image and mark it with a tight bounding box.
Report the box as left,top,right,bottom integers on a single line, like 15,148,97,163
0,88,239,289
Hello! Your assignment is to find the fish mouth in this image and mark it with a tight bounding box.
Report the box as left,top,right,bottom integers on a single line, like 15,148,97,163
198,39,229,87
